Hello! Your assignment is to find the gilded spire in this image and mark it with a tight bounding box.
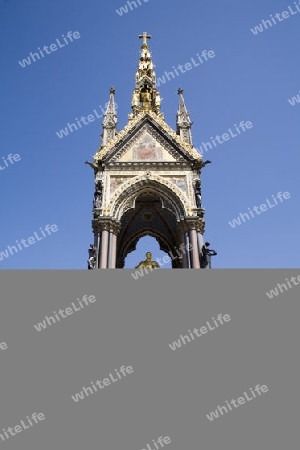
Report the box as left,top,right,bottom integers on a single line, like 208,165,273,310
176,88,193,145
101,87,117,146
131,32,162,116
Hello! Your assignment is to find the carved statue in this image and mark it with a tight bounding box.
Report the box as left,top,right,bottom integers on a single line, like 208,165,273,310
132,90,140,108
154,92,161,108
93,185,102,209
141,89,151,105
135,252,160,269
87,244,97,270
195,182,202,208
200,242,217,269
88,256,96,270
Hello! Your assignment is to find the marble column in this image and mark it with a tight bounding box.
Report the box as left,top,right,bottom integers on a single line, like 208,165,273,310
96,218,120,269
109,220,120,269
197,232,204,255
197,232,204,268
189,229,200,269
99,230,109,269
110,233,117,269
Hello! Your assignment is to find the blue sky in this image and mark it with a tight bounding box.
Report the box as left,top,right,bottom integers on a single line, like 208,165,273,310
1,0,299,269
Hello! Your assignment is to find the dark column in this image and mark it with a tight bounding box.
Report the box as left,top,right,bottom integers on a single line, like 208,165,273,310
98,233,102,268
107,232,113,268
184,231,191,268
197,232,203,268
94,232,101,269
179,226,188,268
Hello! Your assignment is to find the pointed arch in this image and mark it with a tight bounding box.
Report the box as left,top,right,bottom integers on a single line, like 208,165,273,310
109,176,189,220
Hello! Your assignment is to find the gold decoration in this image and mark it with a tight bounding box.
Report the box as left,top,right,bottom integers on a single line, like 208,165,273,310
95,33,201,162
135,252,160,269
94,111,201,162
138,32,152,46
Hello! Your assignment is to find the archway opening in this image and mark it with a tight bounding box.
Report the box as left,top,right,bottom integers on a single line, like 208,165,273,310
124,236,172,269
116,193,180,268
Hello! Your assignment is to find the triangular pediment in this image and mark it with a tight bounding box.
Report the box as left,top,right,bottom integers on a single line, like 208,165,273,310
94,113,201,163
118,130,177,162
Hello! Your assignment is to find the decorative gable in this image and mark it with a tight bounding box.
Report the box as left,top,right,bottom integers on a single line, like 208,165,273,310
96,114,201,164
118,130,177,162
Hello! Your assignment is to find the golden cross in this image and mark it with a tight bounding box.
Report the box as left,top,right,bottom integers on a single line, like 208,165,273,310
139,32,152,46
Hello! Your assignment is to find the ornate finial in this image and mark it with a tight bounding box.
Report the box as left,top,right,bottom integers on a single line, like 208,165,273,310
101,88,117,147
139,32,152,46
131,32,161,116
176,88,193,145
